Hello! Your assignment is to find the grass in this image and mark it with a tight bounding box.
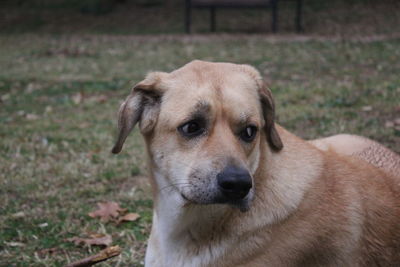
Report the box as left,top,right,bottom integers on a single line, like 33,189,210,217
1,34,399,266
0,1,400,265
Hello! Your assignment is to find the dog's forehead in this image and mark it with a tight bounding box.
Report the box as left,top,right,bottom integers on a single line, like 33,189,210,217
159,61,262,123
168,60,259,88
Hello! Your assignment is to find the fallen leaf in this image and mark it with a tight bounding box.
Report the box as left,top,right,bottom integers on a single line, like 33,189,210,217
41,138,49,146
11,211,25,218
25,83,35,93
88,201,127,222
5,241,25,247
26,113,39,120
87,94,108,104
10,163,17,170
67,233,112,247
361,106,372,112
38,222,48,228
78,122,90,129
45,106,53,113
117,212,140,224
385,121,394,128
96,95,107,103
36,247,59,258
72,92,84,105
1,93,10,101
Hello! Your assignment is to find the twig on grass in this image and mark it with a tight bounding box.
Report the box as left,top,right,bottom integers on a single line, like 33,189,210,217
65,246,122,267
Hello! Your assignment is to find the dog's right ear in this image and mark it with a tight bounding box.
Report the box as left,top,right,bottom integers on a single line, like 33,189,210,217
259,84,283,152
112,72,165,154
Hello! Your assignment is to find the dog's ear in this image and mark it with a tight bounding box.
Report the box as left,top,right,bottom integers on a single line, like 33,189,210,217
259,84,283,151
112,72,165,154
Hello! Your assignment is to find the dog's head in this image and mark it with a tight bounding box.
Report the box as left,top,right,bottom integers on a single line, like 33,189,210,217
112,61,282,211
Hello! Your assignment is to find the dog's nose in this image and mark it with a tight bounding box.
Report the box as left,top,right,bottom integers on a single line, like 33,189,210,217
217,166,252,200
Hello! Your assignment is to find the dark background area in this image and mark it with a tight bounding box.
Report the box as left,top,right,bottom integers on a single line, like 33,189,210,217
1,0,399,35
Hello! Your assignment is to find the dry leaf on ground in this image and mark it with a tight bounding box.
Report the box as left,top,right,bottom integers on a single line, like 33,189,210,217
385,121,395,128
11,211,25,218
361,106,372,112
36,247,59,258
4,241,25,247
88,201,127,222
1,94,10,101
87,94,107,104
26,113,39,120
117,213,140,225
72,92,84,104
67,233,112,247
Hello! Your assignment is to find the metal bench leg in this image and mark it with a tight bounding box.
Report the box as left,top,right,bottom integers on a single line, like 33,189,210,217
296,0,303,32
185,0,191,34
210,7,216,32
271,0,278,33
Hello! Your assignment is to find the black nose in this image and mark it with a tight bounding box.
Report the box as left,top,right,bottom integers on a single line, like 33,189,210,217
217,166,252,200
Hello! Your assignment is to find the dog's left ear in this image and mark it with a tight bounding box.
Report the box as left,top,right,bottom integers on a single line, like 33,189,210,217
112,72,166,154
259,84,283,151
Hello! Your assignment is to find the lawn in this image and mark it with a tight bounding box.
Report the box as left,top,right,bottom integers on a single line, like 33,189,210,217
1,34,399,266
0,1,400,266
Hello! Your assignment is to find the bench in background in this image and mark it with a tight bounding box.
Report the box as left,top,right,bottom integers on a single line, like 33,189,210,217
185,0,303,33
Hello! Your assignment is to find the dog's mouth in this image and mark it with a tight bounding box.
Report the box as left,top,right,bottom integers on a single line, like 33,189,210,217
234,198,252,212
179,192,198,207
216,192,253,212
180,192,190,201
179,189,253,212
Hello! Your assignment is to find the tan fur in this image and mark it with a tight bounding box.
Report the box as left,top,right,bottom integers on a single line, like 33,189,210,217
113,60,400,266
310,134,400,178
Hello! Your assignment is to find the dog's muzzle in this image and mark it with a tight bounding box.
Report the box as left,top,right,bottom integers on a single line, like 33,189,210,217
217,165,252,201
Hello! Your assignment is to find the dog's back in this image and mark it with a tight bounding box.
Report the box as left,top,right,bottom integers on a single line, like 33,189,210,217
310,134,400,178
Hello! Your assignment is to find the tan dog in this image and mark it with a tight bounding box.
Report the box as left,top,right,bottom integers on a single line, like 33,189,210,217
112,60,400,266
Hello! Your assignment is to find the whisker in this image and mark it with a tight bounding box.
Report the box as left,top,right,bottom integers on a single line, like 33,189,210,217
172,161,203,173
158,183,192,193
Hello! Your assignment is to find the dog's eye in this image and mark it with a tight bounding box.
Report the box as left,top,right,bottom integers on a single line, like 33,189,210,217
240,126,257,142
178,120,205,138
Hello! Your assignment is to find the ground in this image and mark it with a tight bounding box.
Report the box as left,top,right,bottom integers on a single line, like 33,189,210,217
0,1,399,266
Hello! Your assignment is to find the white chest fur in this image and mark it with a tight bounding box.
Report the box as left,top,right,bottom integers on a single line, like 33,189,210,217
144,171,232,267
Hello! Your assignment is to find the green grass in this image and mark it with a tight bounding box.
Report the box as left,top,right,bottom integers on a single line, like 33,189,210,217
1,33,400,266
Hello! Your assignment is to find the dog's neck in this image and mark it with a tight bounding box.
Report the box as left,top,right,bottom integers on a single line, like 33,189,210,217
146,126,324,266
151,167,231,237
147,168,234,266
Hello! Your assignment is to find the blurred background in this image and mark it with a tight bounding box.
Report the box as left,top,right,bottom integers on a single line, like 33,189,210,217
1,0,400,35
1,0,399,266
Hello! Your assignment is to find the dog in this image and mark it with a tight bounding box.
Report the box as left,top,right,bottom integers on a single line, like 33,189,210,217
112,60,400,266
